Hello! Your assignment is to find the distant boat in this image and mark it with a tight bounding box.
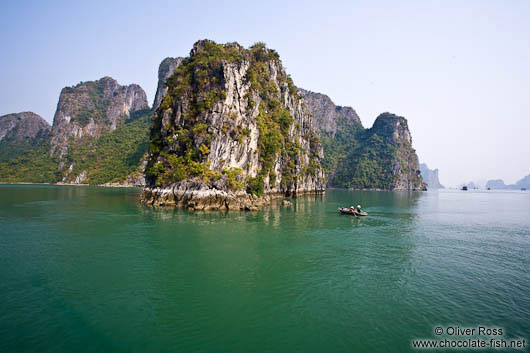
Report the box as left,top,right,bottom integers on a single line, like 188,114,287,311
487,187,491,190
522,188,527,191
461,186,468,191
338,207,368,216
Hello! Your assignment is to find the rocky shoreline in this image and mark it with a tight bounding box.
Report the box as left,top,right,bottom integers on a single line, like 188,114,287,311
140,179,325,211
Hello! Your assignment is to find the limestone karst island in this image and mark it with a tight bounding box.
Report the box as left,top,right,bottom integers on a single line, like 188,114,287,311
1,40,426,210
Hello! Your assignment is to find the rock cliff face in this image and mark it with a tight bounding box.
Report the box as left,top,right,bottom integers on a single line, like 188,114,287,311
299,89,364,177
0,112,51,161
49,76,149,158
419,163,444,189
142,40,325,209
299,89,361,134
300,89,424,190
0,79,151,185
330,113,425,190
153,57,184,110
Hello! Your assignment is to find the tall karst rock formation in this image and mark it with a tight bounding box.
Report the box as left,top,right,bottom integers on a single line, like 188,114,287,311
142,40,325,209
0,39,426,193
49,76,148,159
300,89,364,178
47,76,150,183
0,77,151,185
301,90,425,190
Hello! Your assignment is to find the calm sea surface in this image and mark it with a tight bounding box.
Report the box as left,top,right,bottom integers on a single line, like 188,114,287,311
0,185,529,353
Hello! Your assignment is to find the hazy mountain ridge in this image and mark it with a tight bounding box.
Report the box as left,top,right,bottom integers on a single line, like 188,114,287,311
486,175,530,190
419,163,444,189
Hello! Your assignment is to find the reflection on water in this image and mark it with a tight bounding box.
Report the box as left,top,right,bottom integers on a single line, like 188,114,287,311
0,185,528,353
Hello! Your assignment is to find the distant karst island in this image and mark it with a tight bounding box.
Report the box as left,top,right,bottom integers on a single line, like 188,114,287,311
485,175,530,190
0,40,430,210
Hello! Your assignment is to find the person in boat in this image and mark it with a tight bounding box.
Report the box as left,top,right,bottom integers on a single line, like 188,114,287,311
356,205,362,213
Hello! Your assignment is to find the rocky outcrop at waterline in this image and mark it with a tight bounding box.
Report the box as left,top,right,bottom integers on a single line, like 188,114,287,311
141,40,325,210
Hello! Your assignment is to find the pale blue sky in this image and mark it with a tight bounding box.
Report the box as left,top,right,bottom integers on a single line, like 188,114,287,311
1,0,529,186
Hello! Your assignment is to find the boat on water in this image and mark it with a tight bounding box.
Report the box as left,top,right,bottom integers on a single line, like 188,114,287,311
461,186,468,191
338,207,368,216
522,188,527,191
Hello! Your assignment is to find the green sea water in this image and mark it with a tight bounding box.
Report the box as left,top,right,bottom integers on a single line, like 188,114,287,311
0,185,529,353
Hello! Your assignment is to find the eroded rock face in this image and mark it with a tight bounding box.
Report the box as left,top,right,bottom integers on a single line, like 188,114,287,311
299,89,361,135
141,178,280,210
49,76,149,158
142,40,325,209
300,90,424,190
0,112,51,160
299,89,364,179
152,57,184,110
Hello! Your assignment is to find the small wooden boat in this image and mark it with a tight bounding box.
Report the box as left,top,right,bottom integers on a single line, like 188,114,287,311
338,207,368,216
338,207,355,215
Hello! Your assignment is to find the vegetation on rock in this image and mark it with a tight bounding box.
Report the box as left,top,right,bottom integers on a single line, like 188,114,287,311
145,40,323,197
0,112,51,161
0,111,151,185
61,112,151,184
301,89,425,190
330,113,424,189
0,42,425,194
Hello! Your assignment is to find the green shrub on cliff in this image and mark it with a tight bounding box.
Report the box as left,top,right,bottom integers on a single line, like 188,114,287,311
246,175,264,196
224,167,243,191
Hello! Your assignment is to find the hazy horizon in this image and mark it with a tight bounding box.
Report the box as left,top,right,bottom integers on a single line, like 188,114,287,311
1,0,529,187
